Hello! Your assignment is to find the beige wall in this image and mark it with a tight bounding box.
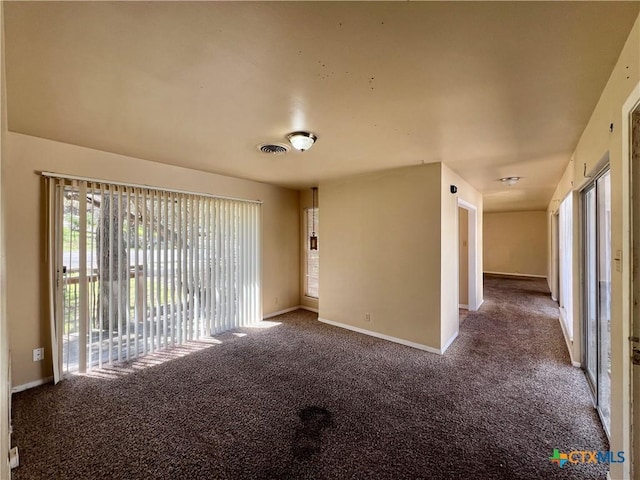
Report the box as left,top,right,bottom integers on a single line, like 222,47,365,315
458,207,469,307
440,164,483,347
319,163,482,352
546,13,640,479
299,188,319,311
4,132,300,388
319,164,443,349
0,2,10,476
484,211,547,277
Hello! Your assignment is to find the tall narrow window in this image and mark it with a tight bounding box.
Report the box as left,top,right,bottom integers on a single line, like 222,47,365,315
46,175,261,377
558,194,573,339
305,207,319,298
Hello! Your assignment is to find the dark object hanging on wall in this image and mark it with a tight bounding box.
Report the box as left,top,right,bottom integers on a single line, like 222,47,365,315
310,187,318,250
450,185,458,194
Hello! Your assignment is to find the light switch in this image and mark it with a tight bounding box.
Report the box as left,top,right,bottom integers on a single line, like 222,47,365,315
615,250,622,272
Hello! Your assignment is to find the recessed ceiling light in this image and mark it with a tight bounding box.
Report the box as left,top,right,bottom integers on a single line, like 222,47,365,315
499,176,520,186
287,131,317,151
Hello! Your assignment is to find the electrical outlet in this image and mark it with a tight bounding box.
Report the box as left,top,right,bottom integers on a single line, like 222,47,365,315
365,313,371,322
32,347,44,362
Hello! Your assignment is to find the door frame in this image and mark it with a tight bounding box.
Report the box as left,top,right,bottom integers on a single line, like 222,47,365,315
551,211,560,302
624,82,640,480
580,175,605,404
457,198,480,311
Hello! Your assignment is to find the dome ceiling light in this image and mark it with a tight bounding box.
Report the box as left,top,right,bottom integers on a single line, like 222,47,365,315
287,131,317,151
499,176,521,186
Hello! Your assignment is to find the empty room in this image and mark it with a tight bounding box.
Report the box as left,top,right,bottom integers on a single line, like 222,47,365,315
1,2,640,479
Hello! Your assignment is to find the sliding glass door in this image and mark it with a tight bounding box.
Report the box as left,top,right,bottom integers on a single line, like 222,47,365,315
584,185,598,389
47,176,262,377
582,169,611,436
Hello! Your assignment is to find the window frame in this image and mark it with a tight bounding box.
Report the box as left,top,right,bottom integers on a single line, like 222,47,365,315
304,207,319,299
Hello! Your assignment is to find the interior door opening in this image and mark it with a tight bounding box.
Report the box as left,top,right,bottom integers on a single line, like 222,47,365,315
459,206,469,310
551,212,559,302
559,194,573,342
457,200,478,326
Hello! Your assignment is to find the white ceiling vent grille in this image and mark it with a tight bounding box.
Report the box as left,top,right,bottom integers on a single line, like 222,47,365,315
258,143,289,155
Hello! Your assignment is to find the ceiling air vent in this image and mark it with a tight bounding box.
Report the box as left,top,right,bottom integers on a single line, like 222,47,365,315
258,143,289,155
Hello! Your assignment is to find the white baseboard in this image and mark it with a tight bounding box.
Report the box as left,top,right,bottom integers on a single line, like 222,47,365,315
9,446,19,469
12,376,53,393
263,305,318,319
557,315,580,368
441,330,459,354
458,304,469,310
484,271,547,279
470,299,484,312
318,317,444,355
263,306,300,319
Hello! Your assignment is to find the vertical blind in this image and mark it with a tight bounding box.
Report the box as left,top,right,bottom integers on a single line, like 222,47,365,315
558,194,573,339
46,175,261,378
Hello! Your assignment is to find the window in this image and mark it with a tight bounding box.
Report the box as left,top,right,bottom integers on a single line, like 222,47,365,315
46,176,261,375
305,207,319,298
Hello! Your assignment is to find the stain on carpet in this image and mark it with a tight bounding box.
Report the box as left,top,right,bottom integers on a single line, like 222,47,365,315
292,406,333,460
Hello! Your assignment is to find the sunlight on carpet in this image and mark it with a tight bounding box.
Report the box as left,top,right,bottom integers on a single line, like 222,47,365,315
76,321,281,380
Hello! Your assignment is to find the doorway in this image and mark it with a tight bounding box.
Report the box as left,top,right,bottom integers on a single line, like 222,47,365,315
582,167,612,437
457,199,480,320
558,194,573,342
458,207,469,324
550,212,560,302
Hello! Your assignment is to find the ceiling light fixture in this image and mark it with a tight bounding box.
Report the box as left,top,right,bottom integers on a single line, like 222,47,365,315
287,131,317,151
500,176,520,186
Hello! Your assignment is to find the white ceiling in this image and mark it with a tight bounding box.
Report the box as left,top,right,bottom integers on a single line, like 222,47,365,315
5,1,639,211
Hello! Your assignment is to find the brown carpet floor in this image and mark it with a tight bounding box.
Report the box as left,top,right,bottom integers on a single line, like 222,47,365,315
11,275,607,479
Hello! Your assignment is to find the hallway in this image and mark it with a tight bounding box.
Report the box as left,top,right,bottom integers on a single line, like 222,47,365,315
453,274,609,478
